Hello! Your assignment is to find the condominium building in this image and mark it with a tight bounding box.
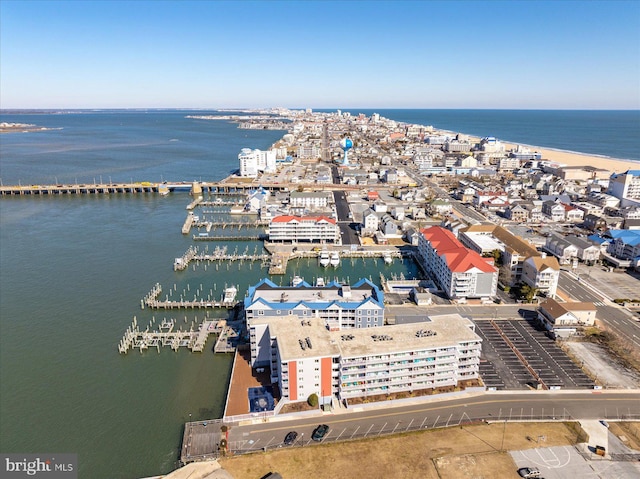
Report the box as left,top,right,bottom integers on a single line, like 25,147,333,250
418,226,498,300
246,278,385,367
459,224,540,286
268,215,340,243
289,191,333,209
255,313,482,405
608,170,640,207
238,148,277,177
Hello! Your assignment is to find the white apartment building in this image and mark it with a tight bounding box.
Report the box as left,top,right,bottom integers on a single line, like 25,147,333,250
608,170,640,207
268,215,340,243
289,191,333,209
238,148,277,177
522,254,560,298
257,314,482,405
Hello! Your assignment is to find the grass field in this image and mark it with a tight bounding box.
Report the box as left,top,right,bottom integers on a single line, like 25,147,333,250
219,422,581,479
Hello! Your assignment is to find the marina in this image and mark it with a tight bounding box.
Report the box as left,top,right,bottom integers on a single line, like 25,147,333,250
141,282,239,310
118,316,222,354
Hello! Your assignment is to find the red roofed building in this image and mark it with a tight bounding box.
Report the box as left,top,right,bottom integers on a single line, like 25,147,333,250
268,215,340,243
418,226,498,300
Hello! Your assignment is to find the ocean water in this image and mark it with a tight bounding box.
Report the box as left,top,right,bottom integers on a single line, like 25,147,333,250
338,109,640,163
0,109,636,478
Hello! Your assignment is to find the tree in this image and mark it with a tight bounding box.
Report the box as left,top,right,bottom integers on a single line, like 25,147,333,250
307,393,318,407
516,282,538,303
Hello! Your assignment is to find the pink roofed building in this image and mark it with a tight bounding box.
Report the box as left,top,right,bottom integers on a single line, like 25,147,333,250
418,226,498,300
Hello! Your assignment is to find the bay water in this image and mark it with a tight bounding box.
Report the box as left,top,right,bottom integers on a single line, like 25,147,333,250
0,109,637,478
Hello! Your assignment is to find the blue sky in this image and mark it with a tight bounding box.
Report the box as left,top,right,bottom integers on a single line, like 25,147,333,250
1,0,639,109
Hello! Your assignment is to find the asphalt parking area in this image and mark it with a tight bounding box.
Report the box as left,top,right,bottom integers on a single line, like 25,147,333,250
475,319,594,390
476,321,535,390
511,445,640,479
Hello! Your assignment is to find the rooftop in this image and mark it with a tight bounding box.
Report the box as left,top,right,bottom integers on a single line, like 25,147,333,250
260,313,481,361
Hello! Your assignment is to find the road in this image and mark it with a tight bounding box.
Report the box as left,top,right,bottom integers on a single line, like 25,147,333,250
423,177,489,224
227,391,640,453
558,272,640,350
333,190,359,245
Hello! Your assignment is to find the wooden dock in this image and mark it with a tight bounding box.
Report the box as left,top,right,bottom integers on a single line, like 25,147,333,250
118,317,221,354
141,282,238,310
174,246,270,271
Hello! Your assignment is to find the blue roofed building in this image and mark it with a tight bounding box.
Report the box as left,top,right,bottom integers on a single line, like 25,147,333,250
602,229,640,269
245,278,385,367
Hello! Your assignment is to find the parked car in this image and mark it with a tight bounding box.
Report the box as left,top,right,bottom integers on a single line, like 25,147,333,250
283,431,298,445
518,467,541,478
311,424,329,441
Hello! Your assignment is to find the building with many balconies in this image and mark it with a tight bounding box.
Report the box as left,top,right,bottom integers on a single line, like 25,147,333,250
255,313,482,406
268,215,340,243
418,226,498,300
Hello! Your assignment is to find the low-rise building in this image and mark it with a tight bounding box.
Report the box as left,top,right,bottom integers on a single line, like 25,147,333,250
522,254,560,298
537,298,597,338
268,215,340,243
289,191,333,209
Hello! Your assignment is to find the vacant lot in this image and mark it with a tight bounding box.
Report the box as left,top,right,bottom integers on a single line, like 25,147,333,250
219,422,579,479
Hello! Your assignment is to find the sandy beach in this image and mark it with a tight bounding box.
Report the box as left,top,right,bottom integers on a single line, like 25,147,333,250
505,142,638,174
458,132,639,173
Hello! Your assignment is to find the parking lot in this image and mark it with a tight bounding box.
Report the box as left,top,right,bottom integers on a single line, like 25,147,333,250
475,319,594,390
511,445,640,479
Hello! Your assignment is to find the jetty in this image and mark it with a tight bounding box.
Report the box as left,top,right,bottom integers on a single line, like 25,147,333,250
118,316,221,354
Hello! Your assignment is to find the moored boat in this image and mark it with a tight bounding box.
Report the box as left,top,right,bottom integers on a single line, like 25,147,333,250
330,251,340,267
319,251,330,267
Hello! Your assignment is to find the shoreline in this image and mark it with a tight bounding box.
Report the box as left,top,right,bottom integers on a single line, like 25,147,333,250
433,128,639,173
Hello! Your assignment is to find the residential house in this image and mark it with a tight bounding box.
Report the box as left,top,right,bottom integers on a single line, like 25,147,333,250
537,298,597,338
522,254,560,298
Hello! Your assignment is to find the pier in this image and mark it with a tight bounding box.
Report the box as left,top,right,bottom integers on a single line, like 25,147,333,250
174,246,270,271
193,233,267,241
0,182,192,196
118,316,221,354
141,282,239,309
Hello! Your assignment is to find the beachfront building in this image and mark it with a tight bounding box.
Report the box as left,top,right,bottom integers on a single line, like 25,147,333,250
245,278,385,368
537,298,597,338
608,170,640,207
238,148,277,177
418,226,498,300
267,215,340,243
256,313,482,405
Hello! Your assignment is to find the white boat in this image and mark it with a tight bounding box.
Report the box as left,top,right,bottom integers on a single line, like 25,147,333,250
319,251,330,267
223,285,238,304
330,251,340,267
292,275,304,287
315,277,325,287
383,252,393,264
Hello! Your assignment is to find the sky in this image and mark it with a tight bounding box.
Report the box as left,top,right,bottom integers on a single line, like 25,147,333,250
1,0,639,110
